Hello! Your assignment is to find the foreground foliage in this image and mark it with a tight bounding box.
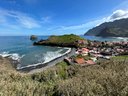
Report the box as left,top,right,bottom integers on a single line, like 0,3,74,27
0,56,128,96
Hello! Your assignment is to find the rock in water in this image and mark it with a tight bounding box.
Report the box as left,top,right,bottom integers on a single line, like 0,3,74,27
30,35,37,40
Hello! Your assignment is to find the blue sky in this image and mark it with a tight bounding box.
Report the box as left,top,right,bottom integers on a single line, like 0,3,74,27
0,0,128,36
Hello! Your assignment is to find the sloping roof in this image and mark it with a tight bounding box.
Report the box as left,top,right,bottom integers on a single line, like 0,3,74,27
75,58,85,64
86,60,95,65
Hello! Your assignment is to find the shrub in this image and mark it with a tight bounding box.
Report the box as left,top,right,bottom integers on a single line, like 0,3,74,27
0,57,128,96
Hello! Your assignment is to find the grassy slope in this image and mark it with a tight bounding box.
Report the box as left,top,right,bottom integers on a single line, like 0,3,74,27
47,34,85,43
0,56,128,96
34,34,87,47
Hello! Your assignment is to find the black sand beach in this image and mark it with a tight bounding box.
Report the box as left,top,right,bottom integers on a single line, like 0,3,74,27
18,48,76,73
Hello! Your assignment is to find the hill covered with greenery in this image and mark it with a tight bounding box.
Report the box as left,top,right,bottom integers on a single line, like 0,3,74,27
34,34,87,47
0,56,128,96
85,18,128,37
47,34,84,43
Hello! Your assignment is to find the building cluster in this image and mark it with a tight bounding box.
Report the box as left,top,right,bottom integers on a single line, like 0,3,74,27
88,41,128,56
64,41,128,66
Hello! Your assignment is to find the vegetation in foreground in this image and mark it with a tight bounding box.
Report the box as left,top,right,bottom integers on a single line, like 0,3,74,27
0,56,128,96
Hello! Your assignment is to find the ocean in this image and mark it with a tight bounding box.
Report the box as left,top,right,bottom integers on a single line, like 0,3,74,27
0,36,128,69
0,36,70,69
81,36,128,42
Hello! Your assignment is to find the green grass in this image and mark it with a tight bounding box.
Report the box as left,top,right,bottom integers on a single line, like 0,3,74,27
112,55,128,59
35,34,88,47
47,34,85,43
0,57,128,96
111,56,128,62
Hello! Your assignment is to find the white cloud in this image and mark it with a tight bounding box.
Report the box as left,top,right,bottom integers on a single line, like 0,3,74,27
41,16,51,23
109,10,128,21
60,18,107,31
51,9,128,34
16,13,41,29
0,8,41,29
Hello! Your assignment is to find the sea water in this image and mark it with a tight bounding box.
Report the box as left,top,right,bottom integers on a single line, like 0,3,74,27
0,36,127,69
0,36,69,69
82,36,128,42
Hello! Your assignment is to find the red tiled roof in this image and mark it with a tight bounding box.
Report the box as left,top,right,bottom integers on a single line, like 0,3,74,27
75,58,85,64
86,60,95,65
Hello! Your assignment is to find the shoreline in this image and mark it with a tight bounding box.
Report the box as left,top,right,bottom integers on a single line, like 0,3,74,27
18,48,76,73
17,48,71,70
0,47,76,73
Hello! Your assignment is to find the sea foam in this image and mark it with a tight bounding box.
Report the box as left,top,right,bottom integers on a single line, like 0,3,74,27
0,52,24,62
17,48,71,70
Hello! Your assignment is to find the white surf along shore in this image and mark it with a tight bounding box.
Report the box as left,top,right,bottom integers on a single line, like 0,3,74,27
0,52,24,62
0,48,72,70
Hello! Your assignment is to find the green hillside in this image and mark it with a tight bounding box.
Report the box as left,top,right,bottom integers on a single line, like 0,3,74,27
47,34,84,43
34,34,88,47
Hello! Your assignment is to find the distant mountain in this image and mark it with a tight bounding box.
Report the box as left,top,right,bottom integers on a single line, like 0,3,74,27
85,18,128,37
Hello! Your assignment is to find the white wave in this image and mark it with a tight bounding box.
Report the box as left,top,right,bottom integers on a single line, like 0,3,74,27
43,49,63,64
112,37,128,40
116,37,124,39
0,52,24,62
9,54,25,61
0,52,11,57
42,48,71,64
17,48,71,70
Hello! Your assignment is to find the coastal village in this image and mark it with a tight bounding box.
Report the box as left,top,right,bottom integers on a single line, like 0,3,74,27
33,34,128,67
1,0,128,95
64,40,128,66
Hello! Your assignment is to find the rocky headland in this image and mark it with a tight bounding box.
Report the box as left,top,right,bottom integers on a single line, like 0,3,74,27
33,34,88,48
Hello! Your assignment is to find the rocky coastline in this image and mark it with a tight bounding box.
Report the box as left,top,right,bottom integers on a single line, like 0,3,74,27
33,41,78,48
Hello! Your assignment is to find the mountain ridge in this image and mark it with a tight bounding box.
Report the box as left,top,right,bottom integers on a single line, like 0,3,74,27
85,18,128,37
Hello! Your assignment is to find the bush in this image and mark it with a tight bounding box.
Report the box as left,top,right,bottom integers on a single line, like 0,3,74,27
0,57,128,96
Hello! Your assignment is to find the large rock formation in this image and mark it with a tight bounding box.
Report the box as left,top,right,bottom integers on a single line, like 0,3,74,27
30,35,38,40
